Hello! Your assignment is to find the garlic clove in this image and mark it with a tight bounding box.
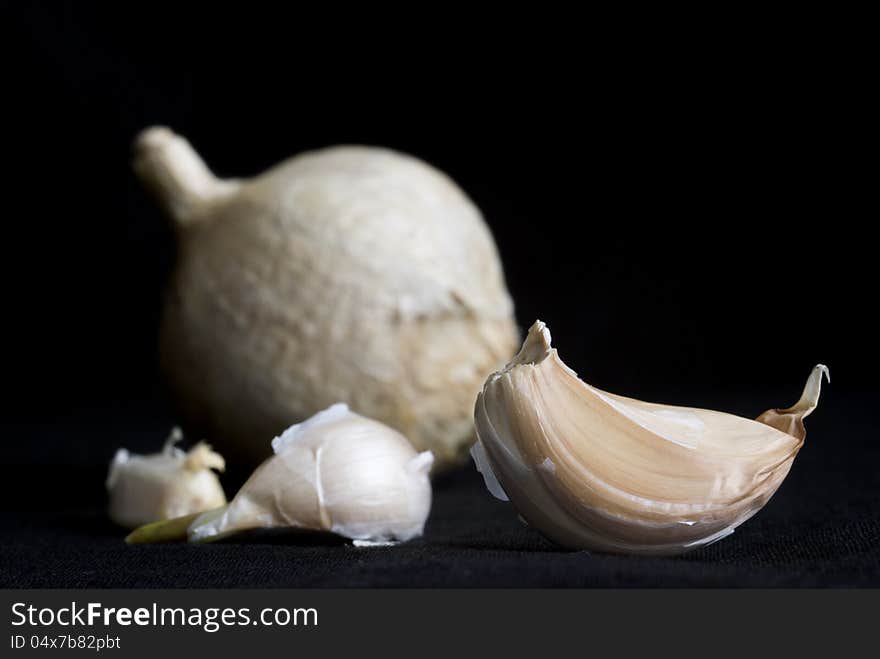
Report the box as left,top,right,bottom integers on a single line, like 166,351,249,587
127,405,434,546
107,428,227,529
472,320,828,556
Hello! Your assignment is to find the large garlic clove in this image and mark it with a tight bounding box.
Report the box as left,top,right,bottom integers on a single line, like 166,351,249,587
472,320,828,556
133,127,518,471
107,428,227,529
127,404,433,545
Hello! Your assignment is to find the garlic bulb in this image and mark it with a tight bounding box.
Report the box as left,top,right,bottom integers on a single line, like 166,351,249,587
107,428,227,529
134,127,518,471
472,320,828,556
126,404,433,545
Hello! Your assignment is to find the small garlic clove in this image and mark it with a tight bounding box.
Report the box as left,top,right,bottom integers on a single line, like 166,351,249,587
127,405,434,546
107,428,227,529
472,320,828,556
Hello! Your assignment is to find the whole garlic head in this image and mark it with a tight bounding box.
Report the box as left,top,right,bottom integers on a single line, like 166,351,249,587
133,127,518,471
127,404,434,545
473,320,828,556
107,429,226,529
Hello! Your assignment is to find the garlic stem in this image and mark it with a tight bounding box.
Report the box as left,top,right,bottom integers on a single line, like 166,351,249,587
133,127,239,224
780,364,830,419
124,511,209,544
755,365,830,440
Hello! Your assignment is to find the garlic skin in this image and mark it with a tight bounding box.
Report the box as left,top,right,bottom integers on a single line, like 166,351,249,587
134,127,518,471
128,404,434,545
107,429,227,529
472,320,828,556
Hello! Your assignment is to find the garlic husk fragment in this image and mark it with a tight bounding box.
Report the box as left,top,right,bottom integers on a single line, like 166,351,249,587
472,320,828,556
127,404,433,545
134,127,518,471
107,428,227,529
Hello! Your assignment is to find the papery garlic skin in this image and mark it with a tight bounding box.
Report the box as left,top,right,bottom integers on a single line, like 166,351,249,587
473,320,828,556
134,127,518,471
184,404,433,544
107,429,227,529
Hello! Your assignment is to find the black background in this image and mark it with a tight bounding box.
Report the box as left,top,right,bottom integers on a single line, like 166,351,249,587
1,5,876,586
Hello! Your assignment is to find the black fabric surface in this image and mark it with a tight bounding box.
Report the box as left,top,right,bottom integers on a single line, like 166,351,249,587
2,392,878,588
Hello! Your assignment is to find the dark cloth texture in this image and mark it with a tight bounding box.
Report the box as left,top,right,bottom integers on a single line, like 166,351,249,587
2,393,878,588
